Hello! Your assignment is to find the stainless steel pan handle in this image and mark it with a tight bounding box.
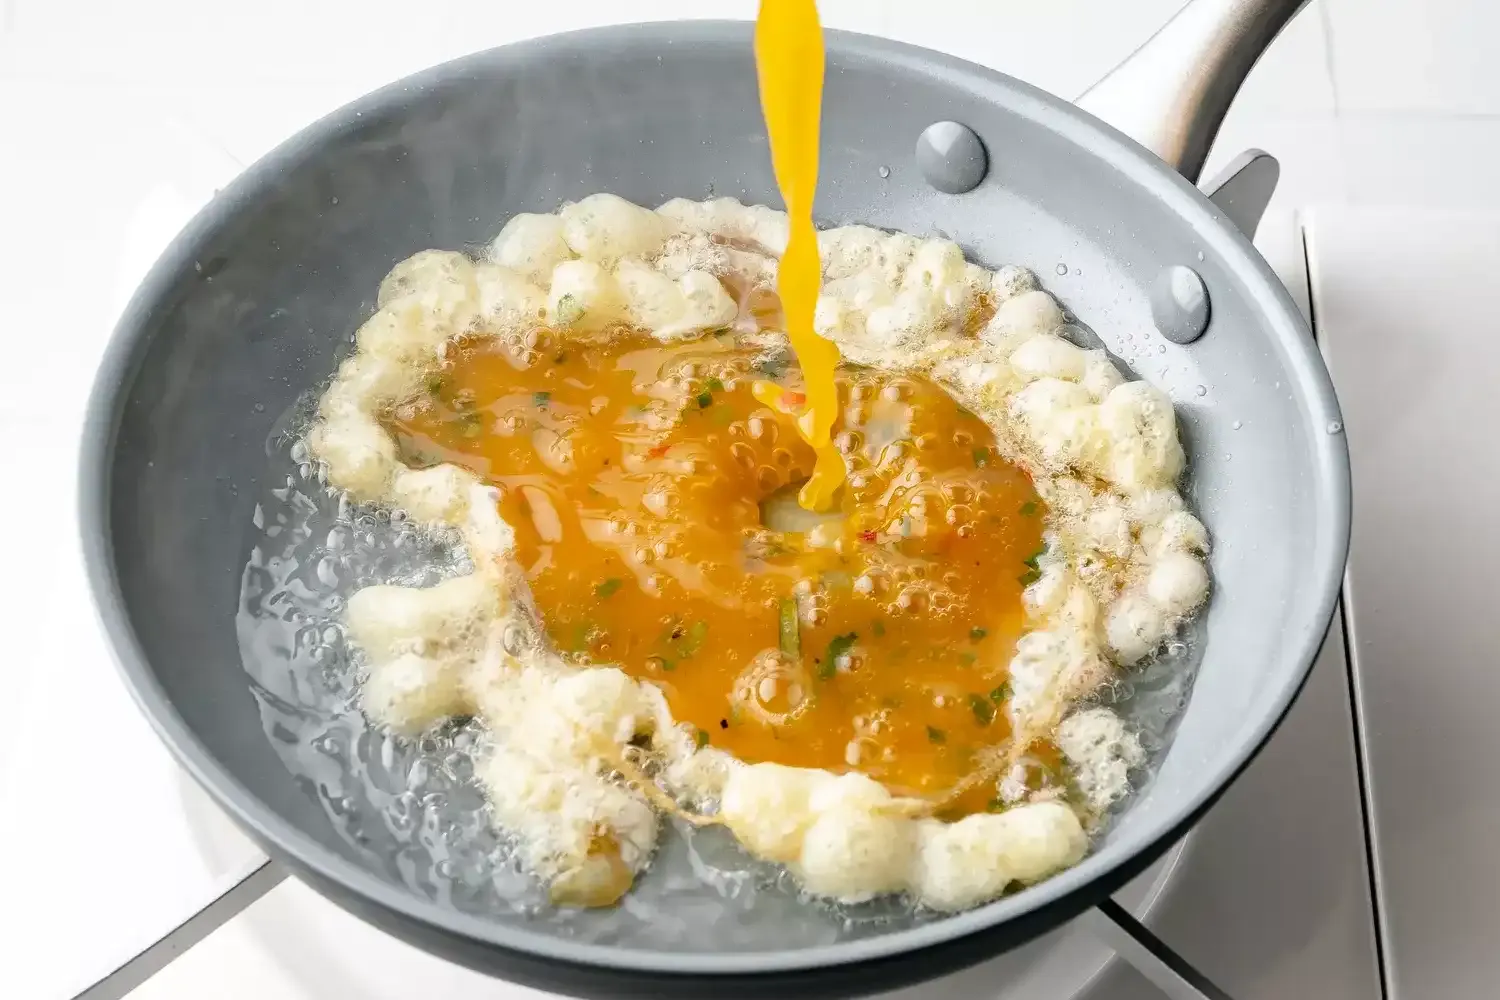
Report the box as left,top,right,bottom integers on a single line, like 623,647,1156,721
1078,0,1311,184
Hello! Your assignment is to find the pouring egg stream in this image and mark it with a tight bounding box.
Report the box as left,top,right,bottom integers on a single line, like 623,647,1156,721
306,0,1210,911
753,0,846,512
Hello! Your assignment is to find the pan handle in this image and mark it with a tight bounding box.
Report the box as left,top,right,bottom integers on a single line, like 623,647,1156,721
1076,0,1311,184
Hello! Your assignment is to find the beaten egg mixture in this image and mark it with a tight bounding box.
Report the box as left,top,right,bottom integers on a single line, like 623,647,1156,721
306,192,1210,911
392,334,1045,805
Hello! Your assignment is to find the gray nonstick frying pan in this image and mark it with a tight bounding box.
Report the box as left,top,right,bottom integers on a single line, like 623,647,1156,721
79,1,1346,998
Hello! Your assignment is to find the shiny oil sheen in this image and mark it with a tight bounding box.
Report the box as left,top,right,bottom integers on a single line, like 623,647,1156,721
390,332,1046,810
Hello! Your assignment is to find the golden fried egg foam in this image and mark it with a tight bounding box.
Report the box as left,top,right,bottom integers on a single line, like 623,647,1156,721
306,194,1210,912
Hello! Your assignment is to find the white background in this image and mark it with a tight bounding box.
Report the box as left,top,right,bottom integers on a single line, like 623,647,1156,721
3,0,1497,996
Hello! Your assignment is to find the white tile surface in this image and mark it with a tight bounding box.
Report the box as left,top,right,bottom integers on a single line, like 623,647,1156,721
1311,205,1500,1000
1336,114,1500,207
1326,0,1500,114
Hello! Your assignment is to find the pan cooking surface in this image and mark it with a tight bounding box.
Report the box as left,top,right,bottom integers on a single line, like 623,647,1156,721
234,304,1205,951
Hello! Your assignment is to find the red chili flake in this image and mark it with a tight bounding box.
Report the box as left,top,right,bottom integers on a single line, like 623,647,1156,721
858,530,878,543
646,443,671,459
779,390,806,409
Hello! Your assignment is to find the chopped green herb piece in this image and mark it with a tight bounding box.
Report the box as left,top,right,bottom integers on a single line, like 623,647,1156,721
696,391,713,409
756,536,791,558
872,618,886,637
457,411,484,437
1019,500,1039,517
778,598,800,658
695,728,710,749
533,391,551,407
661,657,677,672
594,578,623,599
1018,568,1043,586
753,356,788,379
989,683,1010,703
706,377,725,392
986,797,1004,812
554,293,584,326
926,725,947,745
403,443,445,467
969,627,988,642
972,446,990,467
968,693,996,726
820,632,859,680
958,651,977,667
667,620,709,660
820,570,853,591
1023,545,1046,571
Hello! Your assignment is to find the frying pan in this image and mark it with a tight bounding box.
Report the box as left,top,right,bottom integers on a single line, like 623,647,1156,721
80,1,1347,997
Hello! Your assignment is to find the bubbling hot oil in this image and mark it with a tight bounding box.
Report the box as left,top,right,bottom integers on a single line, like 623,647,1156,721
237,411,1202,939
389,331,1047,810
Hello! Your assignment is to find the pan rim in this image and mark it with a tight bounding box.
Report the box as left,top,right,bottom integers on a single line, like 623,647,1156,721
78,19,1351,981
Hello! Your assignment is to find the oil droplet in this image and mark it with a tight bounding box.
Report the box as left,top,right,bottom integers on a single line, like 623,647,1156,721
1055,263,1068,276
1326,420,1344,434
254,402,266,413
878,165,891,178
1157,344,1167,354
1196,250,1205,261
1231,420,1242,430
1194,385,1207,397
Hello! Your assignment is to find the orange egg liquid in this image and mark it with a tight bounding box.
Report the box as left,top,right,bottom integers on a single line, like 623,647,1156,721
382,1,1057,817
390,332,1046,809
755,0,845,512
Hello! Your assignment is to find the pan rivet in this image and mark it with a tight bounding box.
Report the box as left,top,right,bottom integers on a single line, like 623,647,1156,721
915,121,988,194
1151,265,1210,344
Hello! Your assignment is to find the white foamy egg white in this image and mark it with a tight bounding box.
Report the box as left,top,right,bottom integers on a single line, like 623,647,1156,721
306,194,1210,913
